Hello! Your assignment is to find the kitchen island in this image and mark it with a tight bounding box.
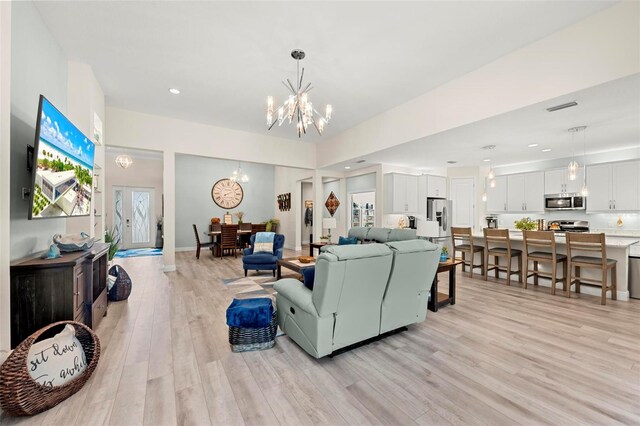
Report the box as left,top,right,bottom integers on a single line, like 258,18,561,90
470,232,638,300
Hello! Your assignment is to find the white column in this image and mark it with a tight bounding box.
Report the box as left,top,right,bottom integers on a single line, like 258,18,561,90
0,1,11,351
313,170,323,244
162,150,176,272
339,177,347,235
294,180,302,252
375,165,384,227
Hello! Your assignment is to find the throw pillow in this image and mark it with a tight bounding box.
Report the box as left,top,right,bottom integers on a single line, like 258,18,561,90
338,236,358,245
302,267,315,290
27,324,87,388
254,232,275,254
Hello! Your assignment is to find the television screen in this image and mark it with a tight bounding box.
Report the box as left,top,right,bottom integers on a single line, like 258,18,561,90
29,95,95,219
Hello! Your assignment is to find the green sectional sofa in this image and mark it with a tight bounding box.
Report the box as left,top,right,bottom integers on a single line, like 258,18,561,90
274,239,440,358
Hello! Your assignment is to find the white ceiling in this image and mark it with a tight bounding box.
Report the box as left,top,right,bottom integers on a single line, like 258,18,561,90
330,73,640,171
34,1,617,143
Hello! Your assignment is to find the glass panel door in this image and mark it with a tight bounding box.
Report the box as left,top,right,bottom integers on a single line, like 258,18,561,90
131,190,150,244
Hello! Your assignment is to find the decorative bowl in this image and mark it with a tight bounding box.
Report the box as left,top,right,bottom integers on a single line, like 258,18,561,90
298,256,314,264
53,232,96,252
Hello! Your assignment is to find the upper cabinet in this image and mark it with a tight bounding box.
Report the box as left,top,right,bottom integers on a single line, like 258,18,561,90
426,175,447,198
587,161,639,212
486,176,508,213
544,168,584,194
384,173,419,214
506,172,544,212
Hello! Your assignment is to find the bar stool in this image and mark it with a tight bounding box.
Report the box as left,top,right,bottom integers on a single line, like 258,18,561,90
566,232,617,305
483,228,523,286
522,230,568,295
451,227,484,278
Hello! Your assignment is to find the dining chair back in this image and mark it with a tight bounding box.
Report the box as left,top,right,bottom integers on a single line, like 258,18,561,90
252,223,267,234
451,227,484,278
522,230,567,295
219,224,239,258
483,228,523,286
566,232,617,304
192,224,215,259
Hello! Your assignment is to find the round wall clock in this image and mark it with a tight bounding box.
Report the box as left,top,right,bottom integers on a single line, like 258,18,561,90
211,179,244,209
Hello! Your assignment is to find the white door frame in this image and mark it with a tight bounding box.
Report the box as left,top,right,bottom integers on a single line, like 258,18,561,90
113,186,155,249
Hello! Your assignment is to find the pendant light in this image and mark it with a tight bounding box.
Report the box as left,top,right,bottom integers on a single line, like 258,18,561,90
567,128,579,181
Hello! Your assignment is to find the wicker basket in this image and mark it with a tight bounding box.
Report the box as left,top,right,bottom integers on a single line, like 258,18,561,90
108,264,132,302
228,310,278,352
0,321,100,416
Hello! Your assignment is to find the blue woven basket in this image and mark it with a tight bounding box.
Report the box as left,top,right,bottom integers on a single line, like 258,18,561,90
228,310,277,352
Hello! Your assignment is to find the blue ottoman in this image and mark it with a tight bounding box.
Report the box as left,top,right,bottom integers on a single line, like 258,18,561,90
226,298,277,352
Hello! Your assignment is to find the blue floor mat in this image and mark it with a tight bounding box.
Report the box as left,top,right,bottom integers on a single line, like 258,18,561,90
114,248,163,258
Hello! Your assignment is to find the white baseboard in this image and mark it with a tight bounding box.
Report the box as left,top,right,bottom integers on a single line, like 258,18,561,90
175,246,196,252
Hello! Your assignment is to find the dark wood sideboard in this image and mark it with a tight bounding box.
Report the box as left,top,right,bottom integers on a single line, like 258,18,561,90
10,243,109,348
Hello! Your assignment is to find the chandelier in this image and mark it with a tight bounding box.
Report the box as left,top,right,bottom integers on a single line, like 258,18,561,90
230,162,249,183
267,49,332,138
115,154,133,169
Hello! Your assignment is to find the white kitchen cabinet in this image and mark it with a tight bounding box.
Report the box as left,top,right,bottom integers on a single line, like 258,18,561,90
426,175,447,198
384,173,419,214
545,168,584,194
587,161,639,212
507,172,544,212
486,176,507,213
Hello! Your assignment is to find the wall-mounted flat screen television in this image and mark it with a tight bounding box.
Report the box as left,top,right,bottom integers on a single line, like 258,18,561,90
29,95,95,219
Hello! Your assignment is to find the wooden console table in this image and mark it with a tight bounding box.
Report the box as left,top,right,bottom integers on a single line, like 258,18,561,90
10,243,109,348
309,241,331,256
428,258,463,312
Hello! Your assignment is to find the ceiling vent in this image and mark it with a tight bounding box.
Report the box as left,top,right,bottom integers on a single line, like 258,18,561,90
355,159,366,163
546,101,578,112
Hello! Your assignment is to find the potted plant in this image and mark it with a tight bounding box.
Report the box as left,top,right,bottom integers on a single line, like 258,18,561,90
264,217,280,232
104,226,120,263
235,211,245,224
514,217,537,231
440,246,449,262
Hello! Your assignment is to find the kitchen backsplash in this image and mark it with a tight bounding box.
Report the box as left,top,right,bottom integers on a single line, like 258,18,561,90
496,211,640,235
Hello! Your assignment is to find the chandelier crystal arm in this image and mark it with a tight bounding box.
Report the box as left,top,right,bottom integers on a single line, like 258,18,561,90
284,79,296,94
298,68,305,90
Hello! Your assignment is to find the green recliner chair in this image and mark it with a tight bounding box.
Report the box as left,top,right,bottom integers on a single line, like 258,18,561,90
274,244,393,358
380,240,441,334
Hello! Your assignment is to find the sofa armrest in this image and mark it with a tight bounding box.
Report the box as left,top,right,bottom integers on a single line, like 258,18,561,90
243,247,254,256
274,278,317,315
275,247,284,260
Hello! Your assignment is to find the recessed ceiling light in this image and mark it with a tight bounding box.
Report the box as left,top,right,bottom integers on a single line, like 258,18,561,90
447,160,457,164
168,88,181,95
541,148,552,152
344,166,351,169
483,158,491,162
527,143,539,148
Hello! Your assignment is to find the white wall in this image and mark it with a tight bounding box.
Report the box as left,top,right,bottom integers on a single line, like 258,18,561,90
316,2,640,168
174,154,275,249
10,1,68,260
274,166,313,250
0,1,12,352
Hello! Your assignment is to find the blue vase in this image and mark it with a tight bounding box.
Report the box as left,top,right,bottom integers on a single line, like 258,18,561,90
440,254,448,262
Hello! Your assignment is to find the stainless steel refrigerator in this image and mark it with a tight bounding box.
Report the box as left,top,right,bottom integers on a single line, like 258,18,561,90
427,198,453,238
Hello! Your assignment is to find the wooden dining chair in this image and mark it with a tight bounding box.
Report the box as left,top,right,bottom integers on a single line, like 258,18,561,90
451,227,484,278
192,224,215,259
217,224,239,258
239,223,253,249
566,232,617,305
522,230,567,295
251,223,267,234
483,228,523,286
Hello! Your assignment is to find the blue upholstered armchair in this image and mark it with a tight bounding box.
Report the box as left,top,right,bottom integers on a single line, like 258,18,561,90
242,234,285,276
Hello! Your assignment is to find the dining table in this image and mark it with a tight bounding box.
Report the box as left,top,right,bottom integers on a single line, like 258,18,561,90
206,228,252,257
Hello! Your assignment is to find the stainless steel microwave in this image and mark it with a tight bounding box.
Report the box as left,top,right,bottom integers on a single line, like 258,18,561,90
544,194,586,211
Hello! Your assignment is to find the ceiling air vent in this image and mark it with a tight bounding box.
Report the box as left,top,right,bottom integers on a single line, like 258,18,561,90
355,159,366,163
546,101,578,112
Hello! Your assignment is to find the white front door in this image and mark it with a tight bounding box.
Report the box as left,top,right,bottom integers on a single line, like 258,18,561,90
450,178,475,230
113,186,155,249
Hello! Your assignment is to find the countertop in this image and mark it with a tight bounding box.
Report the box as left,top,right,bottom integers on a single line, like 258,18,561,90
471,231,639,248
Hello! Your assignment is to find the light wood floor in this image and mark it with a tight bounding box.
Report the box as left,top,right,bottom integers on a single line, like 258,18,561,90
2,248,640,425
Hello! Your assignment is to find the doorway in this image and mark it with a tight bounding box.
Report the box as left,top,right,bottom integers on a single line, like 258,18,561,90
450,178,475,230
113,186,155,249
349,191,376,228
